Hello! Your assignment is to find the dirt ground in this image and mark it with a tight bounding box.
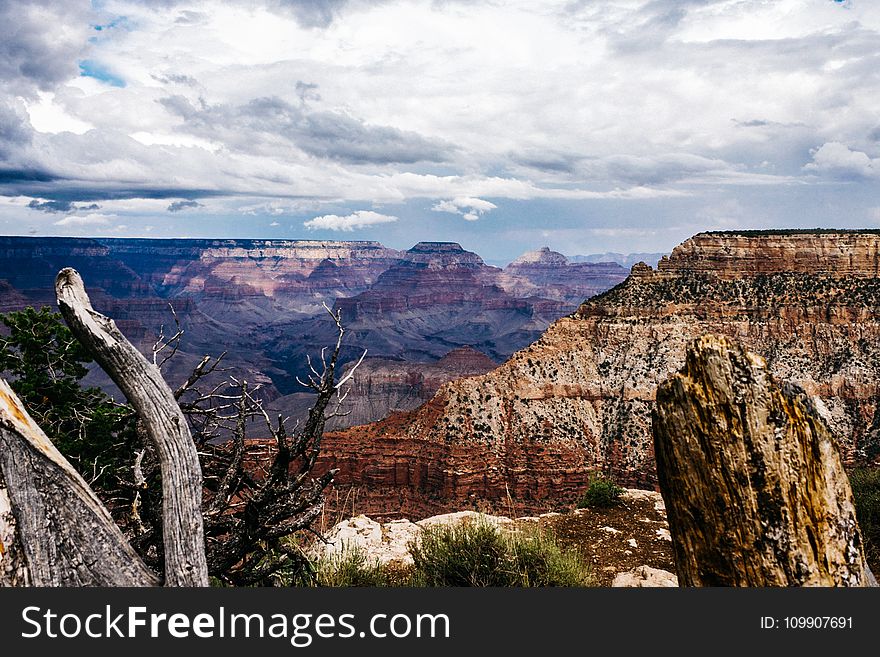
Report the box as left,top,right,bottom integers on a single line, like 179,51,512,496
527,491,676,586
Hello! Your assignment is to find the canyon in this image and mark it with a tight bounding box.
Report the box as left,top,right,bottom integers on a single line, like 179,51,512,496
0,236,628,427
322,230,880,519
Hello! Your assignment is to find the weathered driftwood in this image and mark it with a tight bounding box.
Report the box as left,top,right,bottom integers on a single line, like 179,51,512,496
0,461,30,586
653,334,875,586
0,379,158,586
56,267,208,587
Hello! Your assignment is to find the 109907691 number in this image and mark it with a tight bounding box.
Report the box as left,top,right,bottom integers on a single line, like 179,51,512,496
783,617,852,629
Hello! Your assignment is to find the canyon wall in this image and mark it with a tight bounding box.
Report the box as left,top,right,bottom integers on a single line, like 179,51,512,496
322,231,880,519
0,237,626,426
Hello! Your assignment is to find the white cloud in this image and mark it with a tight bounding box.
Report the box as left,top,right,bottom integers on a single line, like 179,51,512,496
23,91,94,134
804,142,879,179
53,213,113,226
303,210,398,231
269,220,280,226
3,0,880,253
431,196,498,221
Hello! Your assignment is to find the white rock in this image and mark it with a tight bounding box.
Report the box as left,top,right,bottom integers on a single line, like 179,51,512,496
627,538,638,548
417,510,512,529
655,528,672,541
621,488,663,503
314,515,421,566
601,526,621,534
611,566,678,588
315,511,514,566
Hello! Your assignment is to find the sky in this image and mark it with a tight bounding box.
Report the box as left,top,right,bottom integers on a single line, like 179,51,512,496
1,0,880,262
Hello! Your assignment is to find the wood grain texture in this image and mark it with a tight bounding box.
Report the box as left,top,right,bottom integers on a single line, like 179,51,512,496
0,465,30,587
653,334,875,587
0,379,157,586
56,267,208,586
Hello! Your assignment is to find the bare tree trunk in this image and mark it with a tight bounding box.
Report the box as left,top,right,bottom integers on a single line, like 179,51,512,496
653,334,875,587
0,465,30,586
56,267,208,587
0,379,157,586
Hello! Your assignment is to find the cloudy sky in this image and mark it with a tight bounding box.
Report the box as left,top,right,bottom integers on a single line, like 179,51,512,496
2,0,880,262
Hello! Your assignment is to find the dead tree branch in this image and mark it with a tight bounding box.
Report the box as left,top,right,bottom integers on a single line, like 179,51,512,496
192,304,362,585
56,267,208,587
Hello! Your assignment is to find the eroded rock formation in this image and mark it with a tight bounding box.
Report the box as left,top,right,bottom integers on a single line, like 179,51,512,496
323,230,880,518
0,237,627,427
654,334,873,587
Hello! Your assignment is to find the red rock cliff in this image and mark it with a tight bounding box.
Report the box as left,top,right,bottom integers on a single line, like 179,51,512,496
321,230,880,519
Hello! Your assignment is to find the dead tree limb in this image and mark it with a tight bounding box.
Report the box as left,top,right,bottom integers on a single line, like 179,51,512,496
0,379,158,586
56,267,208,587
653,334,876,587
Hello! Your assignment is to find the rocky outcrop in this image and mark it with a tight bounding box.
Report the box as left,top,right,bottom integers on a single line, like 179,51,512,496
654,334,874,587
656,230,880,278
322,230,880,517
323,347,497,429
313,511,514,566
611,565,678,587
313,489,676,586
499,247,628,305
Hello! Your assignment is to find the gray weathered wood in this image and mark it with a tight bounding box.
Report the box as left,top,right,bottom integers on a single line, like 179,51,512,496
653,334,874,586
0,462,31,587
56,267,208,587
0,379,157,586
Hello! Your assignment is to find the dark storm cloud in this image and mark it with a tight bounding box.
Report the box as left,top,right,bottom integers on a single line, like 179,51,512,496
158,94,451,164
0,0,92,96
0,168,57,184
27,199,100,213
167,199,202,212
0,171,227,203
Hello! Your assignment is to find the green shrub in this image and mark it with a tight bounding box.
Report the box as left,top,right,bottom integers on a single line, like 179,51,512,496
850,467,880,573
408,519,592,587
577,476,624,509
0,307,136,493
314,544,390,587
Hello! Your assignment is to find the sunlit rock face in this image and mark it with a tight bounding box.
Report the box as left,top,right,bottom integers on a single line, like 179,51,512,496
322,231,880,518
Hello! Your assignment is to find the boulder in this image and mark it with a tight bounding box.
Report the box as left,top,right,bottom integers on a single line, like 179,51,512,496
611,565,678,588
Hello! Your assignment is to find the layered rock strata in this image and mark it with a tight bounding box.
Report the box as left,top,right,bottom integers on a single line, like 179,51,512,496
322,231,880,518
0,237,626,426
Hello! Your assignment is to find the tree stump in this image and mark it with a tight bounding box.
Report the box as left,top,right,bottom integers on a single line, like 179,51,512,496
0,379,157,586
653,334,875,587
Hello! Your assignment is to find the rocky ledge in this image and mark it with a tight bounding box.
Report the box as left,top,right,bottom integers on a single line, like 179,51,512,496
314,489,676,587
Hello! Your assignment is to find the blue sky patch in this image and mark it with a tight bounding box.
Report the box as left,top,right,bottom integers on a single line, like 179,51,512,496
78,60,126,87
